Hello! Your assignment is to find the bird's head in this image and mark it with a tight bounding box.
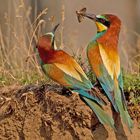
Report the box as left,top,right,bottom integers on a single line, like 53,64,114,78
76,8,121,33
37,24,59,50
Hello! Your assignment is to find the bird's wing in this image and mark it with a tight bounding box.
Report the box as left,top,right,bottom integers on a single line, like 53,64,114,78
54,62,85,82
42,63,92,90
51,51,92,88
98,43,120,79
87,41,119,111
41,51,92,90
53,59,92,89
98,43,126,102
99,43,133,130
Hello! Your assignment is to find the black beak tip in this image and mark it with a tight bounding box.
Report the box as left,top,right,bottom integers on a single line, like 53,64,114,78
53,23,60,33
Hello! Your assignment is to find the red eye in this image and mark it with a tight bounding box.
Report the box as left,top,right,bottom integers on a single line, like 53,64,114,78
100,19,105,23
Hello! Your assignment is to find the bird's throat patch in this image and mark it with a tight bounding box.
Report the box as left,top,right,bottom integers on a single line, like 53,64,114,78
96,22,107,32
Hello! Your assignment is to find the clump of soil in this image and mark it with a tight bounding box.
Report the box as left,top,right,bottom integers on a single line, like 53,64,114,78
0,84,139,140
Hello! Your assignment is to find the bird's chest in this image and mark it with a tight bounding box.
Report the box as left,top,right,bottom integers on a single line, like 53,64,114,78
38,49,55,64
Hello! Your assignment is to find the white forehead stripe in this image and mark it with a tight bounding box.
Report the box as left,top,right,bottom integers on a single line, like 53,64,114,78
45,32,54,37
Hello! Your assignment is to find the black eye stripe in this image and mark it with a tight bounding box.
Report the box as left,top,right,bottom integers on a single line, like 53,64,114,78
97,18,110,28
98,18,105,23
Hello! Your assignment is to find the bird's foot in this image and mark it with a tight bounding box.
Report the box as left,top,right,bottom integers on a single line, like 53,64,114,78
61,87,73,97
91,87,101,94
90,87,107,105
93,82,99,87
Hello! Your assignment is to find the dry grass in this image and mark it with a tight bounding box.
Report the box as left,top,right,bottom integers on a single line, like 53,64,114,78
120,25,140,75
0,1,49,86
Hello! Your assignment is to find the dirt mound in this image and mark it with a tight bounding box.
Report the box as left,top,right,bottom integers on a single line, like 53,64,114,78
0,84,139,140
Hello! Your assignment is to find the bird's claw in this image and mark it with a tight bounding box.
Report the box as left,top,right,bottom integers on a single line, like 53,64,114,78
92,87,100,93
61,87,73,97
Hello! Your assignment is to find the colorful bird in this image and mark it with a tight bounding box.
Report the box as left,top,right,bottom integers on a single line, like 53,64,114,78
36,24,115,129
76,8,133,131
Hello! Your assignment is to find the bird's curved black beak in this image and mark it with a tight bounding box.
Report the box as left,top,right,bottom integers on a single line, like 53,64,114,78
84,13,97,21
52,24,59,48
52,23,60,34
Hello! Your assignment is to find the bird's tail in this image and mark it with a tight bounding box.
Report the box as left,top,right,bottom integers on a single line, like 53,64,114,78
114,73,133,132
81,96,115,130
74,89,106,106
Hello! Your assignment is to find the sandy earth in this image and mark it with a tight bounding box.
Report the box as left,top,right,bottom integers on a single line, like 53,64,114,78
0,84,139,140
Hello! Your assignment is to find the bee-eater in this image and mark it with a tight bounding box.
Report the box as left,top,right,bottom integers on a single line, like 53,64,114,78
36,24,115,129
76,8,133,131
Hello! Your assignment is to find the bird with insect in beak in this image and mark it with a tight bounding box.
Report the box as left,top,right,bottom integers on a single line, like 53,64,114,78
36,24,116,129
76,8,133,132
